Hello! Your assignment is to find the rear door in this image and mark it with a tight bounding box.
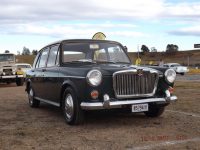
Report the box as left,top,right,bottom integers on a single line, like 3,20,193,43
33,48,49,99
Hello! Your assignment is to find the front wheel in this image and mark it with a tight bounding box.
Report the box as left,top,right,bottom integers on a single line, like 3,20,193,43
144,104,165,117
62,88,85,125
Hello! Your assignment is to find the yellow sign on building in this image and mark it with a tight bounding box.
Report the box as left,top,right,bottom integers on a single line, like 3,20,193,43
135,58,142,65
92,32,106,40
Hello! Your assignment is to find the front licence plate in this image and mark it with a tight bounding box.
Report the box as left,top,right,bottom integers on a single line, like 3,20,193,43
132,103,148,112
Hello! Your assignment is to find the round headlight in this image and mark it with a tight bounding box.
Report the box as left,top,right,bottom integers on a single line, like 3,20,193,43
165,69,176,83
86,69,102,86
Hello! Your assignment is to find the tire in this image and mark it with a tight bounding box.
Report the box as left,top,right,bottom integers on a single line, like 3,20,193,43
144,104,165,117
180,73,185,76
62,87,85,125
28,87,40,108
16,78,24,86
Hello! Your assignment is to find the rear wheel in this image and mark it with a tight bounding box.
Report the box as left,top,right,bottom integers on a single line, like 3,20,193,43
28,87,40,108
62,87,85,125
144,104,165,117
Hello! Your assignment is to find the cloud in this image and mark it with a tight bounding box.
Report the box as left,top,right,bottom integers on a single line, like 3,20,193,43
1,0,200,24
169,26,200,36
110,31,148,38
164,2,200,19
1,0,200,39
0,23,146,38
0,0,164,23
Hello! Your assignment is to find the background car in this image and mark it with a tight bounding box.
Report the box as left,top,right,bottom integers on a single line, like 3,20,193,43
163,63,189,75
0,53,24,86
15,63,32,75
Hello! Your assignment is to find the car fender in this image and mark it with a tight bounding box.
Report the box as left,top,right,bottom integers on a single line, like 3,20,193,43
25,78,32,92
60,79,79,105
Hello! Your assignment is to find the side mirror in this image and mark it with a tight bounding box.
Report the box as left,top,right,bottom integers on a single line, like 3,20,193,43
124,46,128,53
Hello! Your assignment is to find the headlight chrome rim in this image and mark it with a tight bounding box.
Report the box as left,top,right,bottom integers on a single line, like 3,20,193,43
165,69,176,83
86,69,102,87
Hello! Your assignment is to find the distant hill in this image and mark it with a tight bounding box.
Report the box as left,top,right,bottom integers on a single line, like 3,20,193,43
16,55,35,65
128,49,200,67
15,49,200,67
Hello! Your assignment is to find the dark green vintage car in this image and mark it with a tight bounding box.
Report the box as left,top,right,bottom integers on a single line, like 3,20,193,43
26,39,177,125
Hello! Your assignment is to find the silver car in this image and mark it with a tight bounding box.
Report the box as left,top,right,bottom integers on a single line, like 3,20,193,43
163,63,189,75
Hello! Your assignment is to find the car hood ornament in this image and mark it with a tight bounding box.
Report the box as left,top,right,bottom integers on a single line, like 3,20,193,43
137,69,143,76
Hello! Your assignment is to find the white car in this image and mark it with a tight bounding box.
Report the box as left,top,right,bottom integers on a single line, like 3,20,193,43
15,63,32,75
163,63,189,75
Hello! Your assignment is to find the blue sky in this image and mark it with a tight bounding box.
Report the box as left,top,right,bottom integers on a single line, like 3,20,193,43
0,0,200,54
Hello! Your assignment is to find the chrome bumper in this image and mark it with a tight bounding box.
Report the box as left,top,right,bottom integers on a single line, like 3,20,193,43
0,75,24,79
80,96,177,110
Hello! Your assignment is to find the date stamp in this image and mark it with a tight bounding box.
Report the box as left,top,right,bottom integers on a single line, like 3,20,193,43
141,135,188,142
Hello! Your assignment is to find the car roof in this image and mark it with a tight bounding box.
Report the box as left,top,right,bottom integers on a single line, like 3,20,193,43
41,39,122,51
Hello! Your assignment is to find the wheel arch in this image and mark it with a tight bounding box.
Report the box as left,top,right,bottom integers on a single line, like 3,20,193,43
60,80,78,107
25,78,32,92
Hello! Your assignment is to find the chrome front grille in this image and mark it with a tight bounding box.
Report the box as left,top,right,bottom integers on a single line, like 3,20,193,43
113,70,159,99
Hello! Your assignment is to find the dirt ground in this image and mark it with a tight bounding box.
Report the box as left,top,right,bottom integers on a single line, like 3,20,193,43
0,75,200,150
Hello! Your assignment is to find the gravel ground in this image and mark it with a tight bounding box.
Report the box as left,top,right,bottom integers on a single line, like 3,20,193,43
0,79,199,150
176,74,200,81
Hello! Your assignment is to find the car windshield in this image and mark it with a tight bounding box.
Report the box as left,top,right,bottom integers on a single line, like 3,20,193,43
0,54,15,62
62,42,130,64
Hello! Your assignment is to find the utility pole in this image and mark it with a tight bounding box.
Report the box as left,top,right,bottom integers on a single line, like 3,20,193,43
137,44,140,59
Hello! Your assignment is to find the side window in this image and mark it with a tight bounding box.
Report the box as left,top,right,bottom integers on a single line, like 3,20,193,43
38,48,49,68
47,45,59,67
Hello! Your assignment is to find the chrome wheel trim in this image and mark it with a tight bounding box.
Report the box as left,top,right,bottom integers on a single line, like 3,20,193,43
29,88,34,105
65,94,74,120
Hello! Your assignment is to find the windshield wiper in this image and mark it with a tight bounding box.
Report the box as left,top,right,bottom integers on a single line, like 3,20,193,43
114,62,131,64
65,59,96,64
94,60,116,64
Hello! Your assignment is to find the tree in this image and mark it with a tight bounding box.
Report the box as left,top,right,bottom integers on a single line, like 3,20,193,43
141,45,150,53
166,44,178,53
32,50,38,55
4,50,10,53
22,47,31,55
